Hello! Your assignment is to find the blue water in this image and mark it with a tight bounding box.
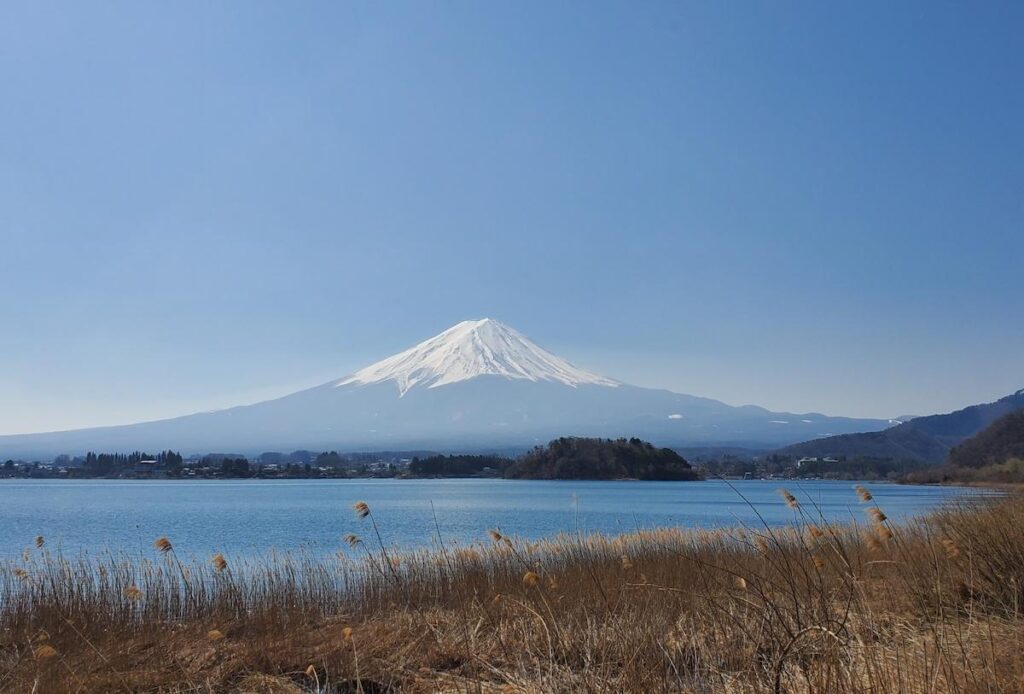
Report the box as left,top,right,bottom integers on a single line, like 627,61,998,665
0,479,986,560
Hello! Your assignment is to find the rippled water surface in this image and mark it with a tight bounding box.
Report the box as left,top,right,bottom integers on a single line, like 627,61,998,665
0,478,987,559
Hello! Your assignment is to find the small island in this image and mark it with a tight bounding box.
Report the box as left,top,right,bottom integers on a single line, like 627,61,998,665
507,437,700,480
410,437,701,481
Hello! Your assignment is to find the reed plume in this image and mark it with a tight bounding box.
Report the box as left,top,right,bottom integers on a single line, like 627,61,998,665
33,644,58,661
778,488,799,509
305,664,320,689
941,537,961,559
866,507,888,524
0,487,1018,693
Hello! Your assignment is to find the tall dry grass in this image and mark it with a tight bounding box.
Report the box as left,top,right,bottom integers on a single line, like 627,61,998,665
1,488,1022,692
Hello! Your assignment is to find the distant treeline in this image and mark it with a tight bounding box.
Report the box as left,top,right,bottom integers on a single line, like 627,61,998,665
1,449,406,479
80,451,183,477
792,457,929,481
505,437,700,481
692,453,931,481
3,438,703,482
408,454,509,477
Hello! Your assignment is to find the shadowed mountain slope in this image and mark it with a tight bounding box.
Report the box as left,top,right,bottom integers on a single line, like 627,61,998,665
948,410,1024,468
777,389,1024,463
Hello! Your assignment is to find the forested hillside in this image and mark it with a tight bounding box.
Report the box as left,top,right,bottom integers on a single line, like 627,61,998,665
778,389,1024,464
504,437,700,480
947,410,1024,470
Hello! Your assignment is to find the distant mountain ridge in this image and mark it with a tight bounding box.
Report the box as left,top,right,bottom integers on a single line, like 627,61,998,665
777,389,1024,464
0,319,893,458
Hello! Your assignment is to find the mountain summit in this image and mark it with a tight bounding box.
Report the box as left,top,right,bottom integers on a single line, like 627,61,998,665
335,319,618,395
0,319,893,456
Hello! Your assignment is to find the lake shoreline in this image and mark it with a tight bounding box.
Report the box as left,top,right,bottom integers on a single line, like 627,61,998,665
0,478,983,561
2,488,1018,692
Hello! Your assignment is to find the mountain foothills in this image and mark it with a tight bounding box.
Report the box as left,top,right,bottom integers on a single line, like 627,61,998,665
777,389,1024,464
901,410,1024,484
0,319,892,458
948,410,1024,469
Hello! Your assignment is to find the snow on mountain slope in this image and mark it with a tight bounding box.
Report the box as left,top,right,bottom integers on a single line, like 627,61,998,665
334,318,618,395
0,318,896,457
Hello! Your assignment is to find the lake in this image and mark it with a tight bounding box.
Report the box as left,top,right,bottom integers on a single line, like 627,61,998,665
0,478,987,560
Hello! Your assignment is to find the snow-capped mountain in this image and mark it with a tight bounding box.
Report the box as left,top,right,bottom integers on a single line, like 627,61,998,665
0,319,892,457
335,319,618,394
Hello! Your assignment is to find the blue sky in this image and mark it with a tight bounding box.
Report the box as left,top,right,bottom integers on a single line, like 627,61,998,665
1,1,1022,434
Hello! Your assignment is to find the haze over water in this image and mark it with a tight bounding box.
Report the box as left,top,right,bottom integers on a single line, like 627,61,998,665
0,479,985,560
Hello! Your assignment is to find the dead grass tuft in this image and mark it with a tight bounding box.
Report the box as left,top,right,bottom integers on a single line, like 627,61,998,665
0,487,1020,692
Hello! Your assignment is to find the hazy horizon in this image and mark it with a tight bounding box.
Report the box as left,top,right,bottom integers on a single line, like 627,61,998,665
3,2,1023,434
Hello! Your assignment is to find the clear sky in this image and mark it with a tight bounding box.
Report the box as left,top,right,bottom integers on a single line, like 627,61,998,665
2,2,1022,434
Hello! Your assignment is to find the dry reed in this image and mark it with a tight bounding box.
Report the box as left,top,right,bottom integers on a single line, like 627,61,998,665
0,487,1020,692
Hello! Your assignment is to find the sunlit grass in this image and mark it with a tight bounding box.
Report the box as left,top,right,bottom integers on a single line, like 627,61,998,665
1,489,1022,692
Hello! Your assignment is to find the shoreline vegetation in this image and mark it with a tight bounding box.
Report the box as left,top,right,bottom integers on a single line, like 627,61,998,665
5,408,1022,484
1,437,702,482
2,486,1022,692
7,420,1022,486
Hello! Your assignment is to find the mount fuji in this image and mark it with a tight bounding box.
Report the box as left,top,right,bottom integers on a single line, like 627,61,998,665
0,319,891,457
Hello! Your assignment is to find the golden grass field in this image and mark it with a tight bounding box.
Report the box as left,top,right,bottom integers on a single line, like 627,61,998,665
2,485,1022,693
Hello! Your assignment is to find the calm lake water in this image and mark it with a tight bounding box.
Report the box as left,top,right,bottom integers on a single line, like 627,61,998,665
0,479,987,560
